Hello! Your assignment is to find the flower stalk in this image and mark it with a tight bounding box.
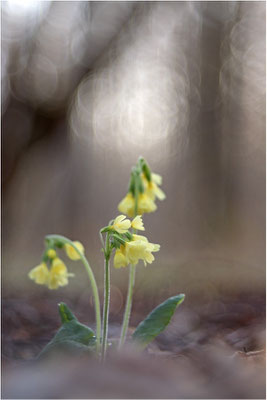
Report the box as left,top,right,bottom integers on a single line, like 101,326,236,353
45,234,101,353
101,233,111,361
119,177,139,348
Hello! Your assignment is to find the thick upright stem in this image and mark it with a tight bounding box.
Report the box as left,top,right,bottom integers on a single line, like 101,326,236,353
46,234,101,353
101,235,111,361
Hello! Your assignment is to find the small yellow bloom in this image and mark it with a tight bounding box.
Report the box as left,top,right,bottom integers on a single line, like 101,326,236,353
138,193,157,214
118,193,135,217
112,215,131,234
131,215,145,231
48,258,74,290
146,181,166,201
113,246,128,269
141,172,166,201
151,173,162,185
64,241,84,261
47,249,57,259
125,240,148,265
28,262,50,285
125,235,160,267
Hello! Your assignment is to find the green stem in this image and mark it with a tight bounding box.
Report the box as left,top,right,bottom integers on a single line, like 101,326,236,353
101,235,111,361
119,180,139,349
118,264,136,348
46,234,101,354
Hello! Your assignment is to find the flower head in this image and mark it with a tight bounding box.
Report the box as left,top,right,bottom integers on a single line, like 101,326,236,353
48,258,74,290
64,241,84,261
113,233,160,268
29,257,74,290
117,158,165,217
28,262,50,285
118,193,135,217
112,215,131,234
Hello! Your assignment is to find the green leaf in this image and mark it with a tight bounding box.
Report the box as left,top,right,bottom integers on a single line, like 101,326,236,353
38,303,96,358
132,294,185,348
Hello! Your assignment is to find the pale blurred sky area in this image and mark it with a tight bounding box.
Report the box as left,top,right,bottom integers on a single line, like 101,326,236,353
2,1,265,299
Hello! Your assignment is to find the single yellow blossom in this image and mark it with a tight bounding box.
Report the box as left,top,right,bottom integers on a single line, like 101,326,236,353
113,246,128,269
146,181,166,201
118,193,135,217
124,240,148,265
112,215,131,234
123,234,160,267
131,215,145,231
141,173,166,201
28,262,50,285
64,241,84,261
48,257,74,290
47,249,57,259
131,234,160,265
138,193,157,214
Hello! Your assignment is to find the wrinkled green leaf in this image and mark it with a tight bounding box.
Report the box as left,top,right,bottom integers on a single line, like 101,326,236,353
38,302,96,358
132,294,185,347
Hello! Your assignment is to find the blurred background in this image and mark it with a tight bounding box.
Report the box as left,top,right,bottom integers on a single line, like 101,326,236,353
2,0,265,364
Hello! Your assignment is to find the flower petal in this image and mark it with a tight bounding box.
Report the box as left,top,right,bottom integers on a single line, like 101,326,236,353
131,215,145,231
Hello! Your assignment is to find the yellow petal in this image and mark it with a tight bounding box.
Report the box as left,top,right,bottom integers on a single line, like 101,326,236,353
152,173,162,185
28,262,49,285
132,234,148,242
65,241,84,260
113,215,131,233
131,215,145,231
114,248,128,269
138,193,157,214
118,193,135,217
48,258,72,289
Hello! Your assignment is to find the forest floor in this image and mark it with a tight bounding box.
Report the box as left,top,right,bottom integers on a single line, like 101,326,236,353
2,291,266,399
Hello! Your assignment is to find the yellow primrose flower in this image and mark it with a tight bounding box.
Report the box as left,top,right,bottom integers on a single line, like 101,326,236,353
124,235,160,267
113,246,128,269
112,215,131,234
131,215,145,231
28,262,50,285
141,173,166,201
47,249,57,259
124,240,148,265
138,193,157,214
118,193,135,217
118,190,157,217
146,181,166,201
132,234,160,265
64,241,84,261
48,257,74,290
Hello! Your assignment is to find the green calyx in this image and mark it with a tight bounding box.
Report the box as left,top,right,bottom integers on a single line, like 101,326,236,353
139,157,151,182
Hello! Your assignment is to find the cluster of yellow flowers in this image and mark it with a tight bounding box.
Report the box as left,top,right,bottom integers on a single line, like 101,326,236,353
28,242,84,289
111,215,160,269
112,214,144,233
118,173,165,217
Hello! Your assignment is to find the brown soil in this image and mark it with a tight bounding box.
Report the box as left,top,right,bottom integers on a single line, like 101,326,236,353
2,292,265,399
